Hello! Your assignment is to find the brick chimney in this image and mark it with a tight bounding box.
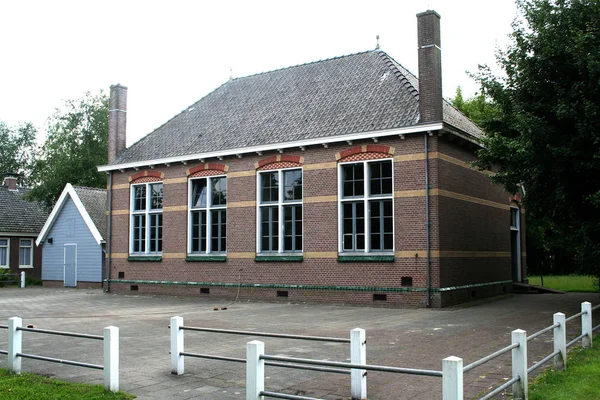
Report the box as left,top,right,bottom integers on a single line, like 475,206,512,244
2,174,18,190
108,84,128,164
417,10,443,123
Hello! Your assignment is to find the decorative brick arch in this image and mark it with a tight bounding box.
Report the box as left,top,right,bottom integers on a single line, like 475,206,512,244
336,145,395,162
187,163,228,177
129,170,164,183
256,155,304,170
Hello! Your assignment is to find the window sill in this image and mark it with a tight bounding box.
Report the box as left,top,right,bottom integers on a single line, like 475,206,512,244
18,265,34,269
255,255,303,262
186,255,227,262
337,255,395,263
127,256,162,262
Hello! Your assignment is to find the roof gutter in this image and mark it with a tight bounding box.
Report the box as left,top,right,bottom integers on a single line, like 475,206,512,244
97,122,444,172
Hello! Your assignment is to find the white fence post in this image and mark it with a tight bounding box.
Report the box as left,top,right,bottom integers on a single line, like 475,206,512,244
511,329,528,400
581,302,592,349
553,312,566,370
8,317,22,374
171,316,184,375
103,326,119,392
350,328,367,400
246,340,264,400
20,271,25,288
442,356,463,400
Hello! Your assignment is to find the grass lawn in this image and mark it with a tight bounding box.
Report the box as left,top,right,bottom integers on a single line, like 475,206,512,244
529,337,600,400
528,275,598,292
0,369,135,399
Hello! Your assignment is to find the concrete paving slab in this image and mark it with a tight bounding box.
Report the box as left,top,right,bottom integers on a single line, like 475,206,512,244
0,287,598,399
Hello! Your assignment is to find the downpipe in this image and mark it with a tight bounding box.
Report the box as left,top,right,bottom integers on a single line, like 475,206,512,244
425,133,431,308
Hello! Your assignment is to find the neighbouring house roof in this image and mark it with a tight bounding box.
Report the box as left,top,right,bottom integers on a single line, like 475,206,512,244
0,185,49,235
104,50,482,169
36,184,107,246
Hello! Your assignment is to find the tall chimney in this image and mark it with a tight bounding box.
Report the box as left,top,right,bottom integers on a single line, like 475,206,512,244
108,84,128,163
417,10,443,123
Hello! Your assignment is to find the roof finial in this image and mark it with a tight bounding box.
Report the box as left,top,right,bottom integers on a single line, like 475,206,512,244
229,67,233,80
375,35,380,50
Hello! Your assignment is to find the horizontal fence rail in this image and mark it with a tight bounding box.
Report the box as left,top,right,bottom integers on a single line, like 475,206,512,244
260,354,443,377
527,349,561,374
527,322,560,341
180,326,350,343
3,317,119,392
478,375,520,400
17,352,104,370
463,342,519,373
17,326,103,340
261,391,321,400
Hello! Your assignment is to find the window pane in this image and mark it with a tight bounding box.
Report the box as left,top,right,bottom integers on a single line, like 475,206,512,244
134,186,146,211
211,209,226,252
284,169,302,201
191,211,206,253
261,207,278,252
133,215,145,253
21,239,32,247
370,161,392,196
261,172,279,203
271,207,279,251
0,239,7,246
211,177,227,206
149,213,162,252
150,183,163,209
342,164,364,197
191,179,208,208
0,248,6,266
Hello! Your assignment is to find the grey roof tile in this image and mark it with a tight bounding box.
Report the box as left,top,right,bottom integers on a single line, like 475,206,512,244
112,50,482,165
72,186,107,239
0,186,49,234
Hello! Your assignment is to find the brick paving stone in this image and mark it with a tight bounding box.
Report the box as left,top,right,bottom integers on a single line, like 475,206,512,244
0,287,598,399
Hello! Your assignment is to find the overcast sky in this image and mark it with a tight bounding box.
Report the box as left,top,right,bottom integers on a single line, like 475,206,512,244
1,0,517,147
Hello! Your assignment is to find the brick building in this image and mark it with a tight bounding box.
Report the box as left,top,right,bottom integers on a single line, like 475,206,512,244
98,11,526,307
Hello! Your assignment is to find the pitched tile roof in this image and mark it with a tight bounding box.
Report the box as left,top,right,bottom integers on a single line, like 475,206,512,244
112,50,482,166
0,186,49,234
72,186,107,238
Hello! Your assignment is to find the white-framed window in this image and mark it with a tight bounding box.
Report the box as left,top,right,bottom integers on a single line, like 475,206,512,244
19,239,33,268
130,182,163,255
0,238,9,268
257,168,303,253
338,159,394,253
188,176,227,254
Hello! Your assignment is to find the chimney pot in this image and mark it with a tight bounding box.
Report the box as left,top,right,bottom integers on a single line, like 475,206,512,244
108,84,128,163
417,10,443,123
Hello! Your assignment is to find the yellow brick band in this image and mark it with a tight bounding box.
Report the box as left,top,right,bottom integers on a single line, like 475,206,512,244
304,195,337,204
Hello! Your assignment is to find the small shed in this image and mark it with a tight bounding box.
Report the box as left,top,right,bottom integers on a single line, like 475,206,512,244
36,184,107,288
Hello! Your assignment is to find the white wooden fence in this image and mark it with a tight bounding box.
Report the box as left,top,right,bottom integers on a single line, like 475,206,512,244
241,301,599,400
0,317,120,392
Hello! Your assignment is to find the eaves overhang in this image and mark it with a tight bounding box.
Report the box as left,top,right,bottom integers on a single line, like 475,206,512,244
97,122,445,172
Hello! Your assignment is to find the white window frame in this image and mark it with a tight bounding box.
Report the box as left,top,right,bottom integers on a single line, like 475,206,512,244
0,238,9,268
129,182,163,255
256,167,303,254
19,238,33,268
187,175,227,255
338,159,395,254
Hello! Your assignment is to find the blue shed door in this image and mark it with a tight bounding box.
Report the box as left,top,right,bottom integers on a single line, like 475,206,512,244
64,244,77,287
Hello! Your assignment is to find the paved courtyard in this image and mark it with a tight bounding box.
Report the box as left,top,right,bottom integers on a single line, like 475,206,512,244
0,288,598,399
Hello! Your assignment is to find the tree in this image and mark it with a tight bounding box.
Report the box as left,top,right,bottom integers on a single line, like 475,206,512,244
0,121,38,184
472,0,600,277
27,92,109,207
449,87,499,129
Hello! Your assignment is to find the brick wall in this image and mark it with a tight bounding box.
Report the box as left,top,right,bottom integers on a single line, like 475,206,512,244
106,133,520,307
